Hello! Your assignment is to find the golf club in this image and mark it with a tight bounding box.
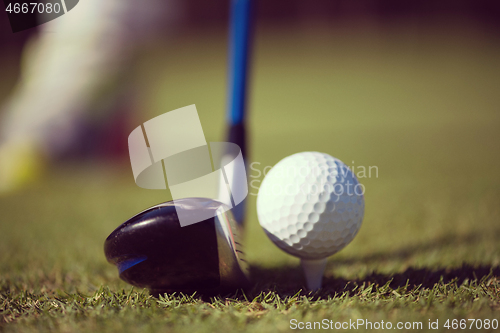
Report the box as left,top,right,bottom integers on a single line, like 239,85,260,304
105,0,254,295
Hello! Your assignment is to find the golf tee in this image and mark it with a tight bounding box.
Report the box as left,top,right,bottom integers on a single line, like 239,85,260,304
300,258,327,291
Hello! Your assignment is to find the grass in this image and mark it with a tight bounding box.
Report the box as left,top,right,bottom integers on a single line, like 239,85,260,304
1,20,500,332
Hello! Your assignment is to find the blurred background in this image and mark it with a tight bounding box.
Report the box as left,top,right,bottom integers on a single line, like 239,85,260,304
0,0,499,292
1,0,499,158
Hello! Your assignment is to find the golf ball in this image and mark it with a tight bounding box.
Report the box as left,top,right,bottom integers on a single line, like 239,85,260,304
257,152,364,260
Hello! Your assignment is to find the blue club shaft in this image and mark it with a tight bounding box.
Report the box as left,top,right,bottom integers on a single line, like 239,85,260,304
227,0,252,126
224,0,253,226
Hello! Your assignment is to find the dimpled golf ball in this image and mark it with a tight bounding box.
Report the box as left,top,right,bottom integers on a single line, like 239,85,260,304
257,152,364,260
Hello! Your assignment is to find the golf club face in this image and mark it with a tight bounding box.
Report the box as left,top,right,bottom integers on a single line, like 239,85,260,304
104,198,249,296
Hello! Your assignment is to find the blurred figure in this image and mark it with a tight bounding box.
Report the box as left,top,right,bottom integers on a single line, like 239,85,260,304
0,0,182,193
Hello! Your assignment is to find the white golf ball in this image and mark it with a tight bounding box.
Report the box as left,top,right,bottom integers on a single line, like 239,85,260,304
257,152,364,260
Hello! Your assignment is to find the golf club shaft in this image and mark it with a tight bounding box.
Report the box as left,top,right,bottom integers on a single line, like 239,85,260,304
225,0,253,226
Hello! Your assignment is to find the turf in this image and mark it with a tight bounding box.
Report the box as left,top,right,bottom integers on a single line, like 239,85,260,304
1,21,500,332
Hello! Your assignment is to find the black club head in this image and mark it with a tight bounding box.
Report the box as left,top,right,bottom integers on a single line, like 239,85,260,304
104,198,249,296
